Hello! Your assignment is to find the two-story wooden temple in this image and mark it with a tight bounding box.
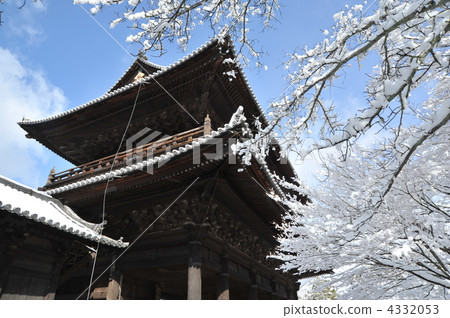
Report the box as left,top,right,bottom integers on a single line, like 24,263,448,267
17,37,306,300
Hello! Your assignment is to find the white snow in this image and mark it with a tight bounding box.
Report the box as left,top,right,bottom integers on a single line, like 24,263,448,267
0,175,127,247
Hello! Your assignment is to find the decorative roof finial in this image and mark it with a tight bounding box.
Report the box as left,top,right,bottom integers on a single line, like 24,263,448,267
204,114,212,135
137,49,148,60
46,166,56,185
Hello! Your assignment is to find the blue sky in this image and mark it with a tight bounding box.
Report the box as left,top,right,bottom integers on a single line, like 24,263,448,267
0,0,368,188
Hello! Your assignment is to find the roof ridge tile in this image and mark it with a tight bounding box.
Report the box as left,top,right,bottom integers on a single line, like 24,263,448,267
19,37,220,126
0,175,128,248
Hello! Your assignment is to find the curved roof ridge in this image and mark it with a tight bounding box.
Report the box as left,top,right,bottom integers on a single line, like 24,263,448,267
18,37,221,127
106,56,166,94
0,175,128,248
224,39,270,126
138,56,165,70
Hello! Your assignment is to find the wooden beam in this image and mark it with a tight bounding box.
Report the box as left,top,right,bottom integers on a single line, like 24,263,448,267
58,252,95,287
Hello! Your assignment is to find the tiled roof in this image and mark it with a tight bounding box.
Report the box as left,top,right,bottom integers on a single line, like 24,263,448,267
45,106,249,195
18,36,268,127
18,38,218,126
0,176,128,248
106,56,164,93
43,106,286,200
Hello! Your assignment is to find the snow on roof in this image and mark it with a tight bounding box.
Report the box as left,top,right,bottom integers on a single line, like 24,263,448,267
0,175,128,248
18,36,268,127
43,106,286,201
45,106,248,195
135,55,165,70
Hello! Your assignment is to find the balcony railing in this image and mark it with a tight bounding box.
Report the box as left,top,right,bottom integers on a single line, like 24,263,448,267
45,122,209,187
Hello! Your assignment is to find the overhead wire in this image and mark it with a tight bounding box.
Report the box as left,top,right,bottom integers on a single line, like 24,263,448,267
77,4,200,125
75,3,201,300
77,177,199,300
85,83,143,300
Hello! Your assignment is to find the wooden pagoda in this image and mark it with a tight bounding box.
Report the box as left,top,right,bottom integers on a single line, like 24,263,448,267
19,37,305,300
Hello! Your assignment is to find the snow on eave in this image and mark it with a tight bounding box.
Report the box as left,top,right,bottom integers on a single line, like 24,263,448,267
224,39,298,179
18,38,222,126
0,175,128,248
137,56,165,71
45,106,247,196
263,164,286,200
225,39,270,127
252,154,286,201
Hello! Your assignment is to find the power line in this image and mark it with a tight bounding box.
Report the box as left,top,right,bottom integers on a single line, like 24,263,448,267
77,4,199,125
85,83,143,299
74,4,205,299
77,177,199,300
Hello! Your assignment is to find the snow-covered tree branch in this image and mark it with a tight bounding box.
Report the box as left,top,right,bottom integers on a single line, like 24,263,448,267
74,0,280,62
261,0,449,171
274,122,449,299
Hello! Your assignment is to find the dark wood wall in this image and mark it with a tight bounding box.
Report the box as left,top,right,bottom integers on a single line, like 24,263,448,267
0,213,66,300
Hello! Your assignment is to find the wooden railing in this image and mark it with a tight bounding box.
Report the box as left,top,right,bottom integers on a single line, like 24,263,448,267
46,125,207,187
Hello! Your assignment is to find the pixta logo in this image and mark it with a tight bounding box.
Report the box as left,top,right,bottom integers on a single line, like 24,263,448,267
126,128,171,175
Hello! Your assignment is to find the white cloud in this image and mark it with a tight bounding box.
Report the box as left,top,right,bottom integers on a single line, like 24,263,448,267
0,46,67,188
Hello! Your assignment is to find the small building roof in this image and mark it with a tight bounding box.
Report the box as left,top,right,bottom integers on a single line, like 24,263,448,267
0,175,128,248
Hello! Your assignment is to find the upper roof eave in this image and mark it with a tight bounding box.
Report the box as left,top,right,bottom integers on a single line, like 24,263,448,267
18,35,269,128
17,35,297,185
18,37,224,127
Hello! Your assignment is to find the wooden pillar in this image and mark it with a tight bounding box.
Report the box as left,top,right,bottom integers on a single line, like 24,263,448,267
287,287,296,300
106,255,122,300
249,270,258,300
217,256,229,300
0,243,18,298
154,283,162,300
187,241,202,300
270,279,277,300
291,282,300,300
106,275,122,300
45,258,64,300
